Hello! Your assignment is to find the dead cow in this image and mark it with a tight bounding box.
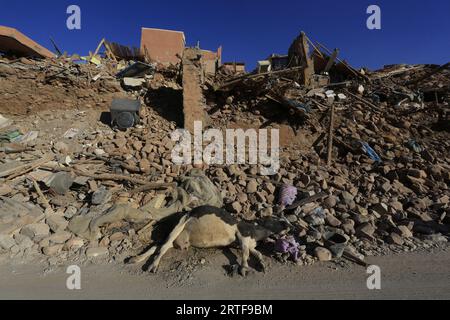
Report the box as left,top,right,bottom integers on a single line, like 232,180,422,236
129,205,274,275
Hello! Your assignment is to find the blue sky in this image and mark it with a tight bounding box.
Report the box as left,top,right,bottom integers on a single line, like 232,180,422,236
0,0,449,70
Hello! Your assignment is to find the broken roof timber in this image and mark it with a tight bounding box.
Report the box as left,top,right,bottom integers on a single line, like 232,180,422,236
0,26,54,59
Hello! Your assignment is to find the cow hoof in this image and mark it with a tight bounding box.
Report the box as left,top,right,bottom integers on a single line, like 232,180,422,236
260,264,267,273
239,266,249,277
127,256,140,264
148,263,159,273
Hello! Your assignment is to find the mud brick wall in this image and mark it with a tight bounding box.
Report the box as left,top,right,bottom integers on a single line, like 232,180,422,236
182,48,206,133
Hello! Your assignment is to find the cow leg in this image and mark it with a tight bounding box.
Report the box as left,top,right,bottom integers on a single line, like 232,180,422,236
148,215,190,273
128,245,157,264
237,235,252,276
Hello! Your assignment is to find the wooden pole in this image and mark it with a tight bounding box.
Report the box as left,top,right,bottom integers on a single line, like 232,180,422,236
327,104,335,166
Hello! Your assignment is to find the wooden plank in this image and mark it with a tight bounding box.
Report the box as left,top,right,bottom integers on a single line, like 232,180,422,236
326,104,335,166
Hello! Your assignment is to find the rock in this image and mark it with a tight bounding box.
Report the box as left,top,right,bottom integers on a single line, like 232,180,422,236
64,206,78,219
264,182,276,194
422,234,447,242
86,247,109,258
54,141,69,154
122,77,145,88
305,214,325,226
94,148,106,156
341,191,354,204
380,181,391,193
387,232,404,245
246,179,258,193
353,214,370,225
47,231,72,244
42,244,64,256
20,223,50,241
356,206,368,216
46,172,74,195
91,187,112,205
260,207,273,217
109,232,126,242
0,234,15,250
397,225,413,238
139,159,151,173
64,238,84,250
236,192,248,203
407,169,427,179
341,220,355,235
10,245,20,254
389,201,403,212
323,196,337,208
99,236,110,247
46,215,68,232
228,201,242,213
356,223,376,239
314,247,332,261
286,214,298,223
15,234,34,250
325,213,341,227
371,203,389,216
0,184,13,196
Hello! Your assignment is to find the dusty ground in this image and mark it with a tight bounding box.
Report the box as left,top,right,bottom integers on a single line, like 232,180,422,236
0,245,449,300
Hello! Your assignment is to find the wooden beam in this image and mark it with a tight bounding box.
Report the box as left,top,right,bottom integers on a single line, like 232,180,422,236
324,48,339,73
327,104,335,166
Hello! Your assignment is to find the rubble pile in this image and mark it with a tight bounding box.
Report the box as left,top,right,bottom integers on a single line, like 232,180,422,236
0,55,127,115
0,30,449,271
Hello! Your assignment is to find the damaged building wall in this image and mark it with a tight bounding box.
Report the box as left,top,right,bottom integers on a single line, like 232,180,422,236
223,62,246,74
182,48,208,133
201,46,222,75
140,28,186,65
288,31,314,86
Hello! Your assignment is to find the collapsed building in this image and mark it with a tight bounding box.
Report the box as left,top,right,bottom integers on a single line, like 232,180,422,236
0,25,449,273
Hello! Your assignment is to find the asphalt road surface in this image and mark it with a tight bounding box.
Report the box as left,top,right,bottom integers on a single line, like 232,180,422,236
0,247,449,300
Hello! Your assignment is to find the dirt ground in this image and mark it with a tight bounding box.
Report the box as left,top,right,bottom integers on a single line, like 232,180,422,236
0,245,449,300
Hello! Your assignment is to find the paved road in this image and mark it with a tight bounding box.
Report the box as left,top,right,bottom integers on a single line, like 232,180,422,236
0,248,449,299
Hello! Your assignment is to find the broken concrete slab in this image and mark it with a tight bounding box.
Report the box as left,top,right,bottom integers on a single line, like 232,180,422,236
0,25,54,59
0,197,45,235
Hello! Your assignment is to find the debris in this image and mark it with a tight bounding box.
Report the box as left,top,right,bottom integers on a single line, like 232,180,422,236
110,98,141,130
20,223,49,241
86,247,109,258
122,77,146,88
278,185,298,207
360,142,381,163
45,172,74,195
275,236,300,261
1,154,53,180
406,139,424,153
0,114,12,129
12,131,38,143
0,25,54,58
0,234,15,250
63,128,80,139
46,215,68,233
0,25,448,274
326,104,335,166
314,247,332,262
91,187,112,205
116,61,155,79
0,197,44,235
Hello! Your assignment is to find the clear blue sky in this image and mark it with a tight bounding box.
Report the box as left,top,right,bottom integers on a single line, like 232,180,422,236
1,0,449,70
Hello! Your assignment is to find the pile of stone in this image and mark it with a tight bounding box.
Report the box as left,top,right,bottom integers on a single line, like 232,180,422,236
0,45,449,271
